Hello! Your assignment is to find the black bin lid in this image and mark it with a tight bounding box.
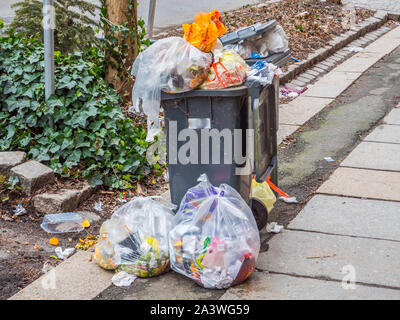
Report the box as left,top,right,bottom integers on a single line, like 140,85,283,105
219,19,277,46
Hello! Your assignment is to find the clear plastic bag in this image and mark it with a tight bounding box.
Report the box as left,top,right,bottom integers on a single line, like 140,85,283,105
95,197,175,277
254,25,289,56
199,49,249,90
130,37,213,142
169,174,260,289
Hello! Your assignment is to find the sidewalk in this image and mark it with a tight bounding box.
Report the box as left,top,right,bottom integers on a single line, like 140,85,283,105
222,106,400,299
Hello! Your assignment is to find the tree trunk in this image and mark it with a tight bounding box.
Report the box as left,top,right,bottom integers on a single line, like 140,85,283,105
105,0,138,98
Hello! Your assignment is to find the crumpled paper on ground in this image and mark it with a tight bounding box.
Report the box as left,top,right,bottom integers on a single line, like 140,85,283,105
55,247,76,260
112,271,137,287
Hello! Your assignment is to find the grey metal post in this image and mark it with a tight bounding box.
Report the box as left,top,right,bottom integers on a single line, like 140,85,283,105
43,0,55,125
147,0,157,38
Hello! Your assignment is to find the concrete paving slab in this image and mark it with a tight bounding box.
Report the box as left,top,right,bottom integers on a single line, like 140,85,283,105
384,108,400,125
9,251,113,300
277,124,299,145
256,230,400,288
318,167,400,202
0,151,26,176
96,271,224,300
220,272,400,300
10,160,55,195
365,125,400,144
333,55,382,73
303,72,361,98
279,97,333,126
341,141,400,171
288,195,400,241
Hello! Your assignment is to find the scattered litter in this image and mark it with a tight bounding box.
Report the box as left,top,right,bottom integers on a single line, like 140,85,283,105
75,235,98,251
324,157,335,162
287,92,299,98
55,247,75,260
82,219,90,228
278,196,299,204
290,56,300,62
112,271,137,287
163,171,169,182
93,201,102,212
49,237,60,246
41,212,85,234
34,244,39,250
266,222,284,234
281,85,308,97
345,46,363,52
12,203,27,217
265,176,298,204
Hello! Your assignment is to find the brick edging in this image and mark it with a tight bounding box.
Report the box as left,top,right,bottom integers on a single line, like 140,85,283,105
280,10,399,84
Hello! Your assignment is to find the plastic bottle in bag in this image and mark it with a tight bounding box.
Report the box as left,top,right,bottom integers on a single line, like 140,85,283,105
169,174,260,289
95,197,175,277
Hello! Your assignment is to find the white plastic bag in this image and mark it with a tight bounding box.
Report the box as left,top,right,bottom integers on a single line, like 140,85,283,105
130,37,213,142
255,25,289,56
169,174,260,289
95,197,175,278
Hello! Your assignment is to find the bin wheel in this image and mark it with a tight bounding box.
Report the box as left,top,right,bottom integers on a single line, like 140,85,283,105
250,198,268,231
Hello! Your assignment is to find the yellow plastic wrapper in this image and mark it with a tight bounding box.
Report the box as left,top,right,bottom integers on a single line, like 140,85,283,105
183,9,227,53
250,178,276,213
200,50,249,90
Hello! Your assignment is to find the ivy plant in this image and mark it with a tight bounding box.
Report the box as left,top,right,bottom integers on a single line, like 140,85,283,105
0,22,151,189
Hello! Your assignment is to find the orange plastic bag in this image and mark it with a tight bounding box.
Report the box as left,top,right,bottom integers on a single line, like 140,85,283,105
183,10,227,53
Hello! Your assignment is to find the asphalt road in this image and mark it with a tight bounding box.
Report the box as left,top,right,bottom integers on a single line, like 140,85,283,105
0,0,262,27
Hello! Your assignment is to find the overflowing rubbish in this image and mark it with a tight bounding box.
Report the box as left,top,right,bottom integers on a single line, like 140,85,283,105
200,50,249,90
55,247,75,260
131,37,213,141
41,212,85,234
169,174,260,289
12,203,27,217
266,222,284,234
183,10,227,53
250,177,276,213
112,271,137,287
95,197,174,278
224,25,288,59
281,85,308,97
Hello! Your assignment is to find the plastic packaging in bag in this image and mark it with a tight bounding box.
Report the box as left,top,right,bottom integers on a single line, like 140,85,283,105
130,37,213,141
200,50,250,90
41,212,85,234
95,197,175,277
169,174,260,289
183,10,227,53
250,178,276,213
254,25,289,56
245,61,282,87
